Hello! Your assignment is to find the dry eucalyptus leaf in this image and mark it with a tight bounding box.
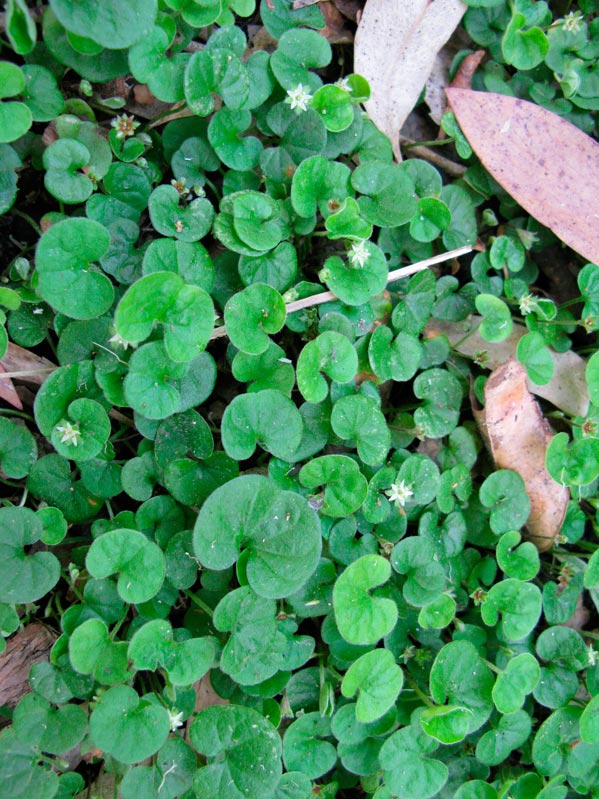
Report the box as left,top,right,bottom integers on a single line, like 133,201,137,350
0,623,57,708
354,0,466,160
477,357,569,552
1,342,56,386
446,88,599,264
426,316,589,417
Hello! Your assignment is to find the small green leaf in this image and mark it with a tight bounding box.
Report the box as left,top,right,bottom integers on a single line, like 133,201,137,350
115,271,214,361
479,470,531,534
86,528,165,604
502,13,549,70
191,705,282,798
299,454,368,517
225,283,286,355
496,530,540,580
0,417,37,478
6,0,37,54
475,294,513,342
221,389,303,461
0,507,60,604
475,709,532,766
481,578,542,641
89,685,170,765
68,617,132,685
35,218,113,319
193,475,321,598
331,394,390,466
282,712,336,779
419,705,473,745
492,652,541,714
341,649,403,723
517,331,554,385
12,694,86,755
148,184,214,242
379,723,448,799
311,85,354,132
333,554,398,645
128,619,215,685
297,331,358,403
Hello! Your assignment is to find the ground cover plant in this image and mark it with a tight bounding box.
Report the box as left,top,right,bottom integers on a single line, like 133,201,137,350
3,0,599,797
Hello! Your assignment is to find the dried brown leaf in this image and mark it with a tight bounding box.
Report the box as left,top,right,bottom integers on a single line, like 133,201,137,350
0,623,57,708
448,50,485,90
478,357,569,552
446,88,599,264
318,0,354,43
0,363,22,410
426,316,589,417
354,0,466,160
1,342,56,385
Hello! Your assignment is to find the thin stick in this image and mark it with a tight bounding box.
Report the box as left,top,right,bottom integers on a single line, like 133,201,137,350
209,245,472,341
0,368,56,380
400,136,467,178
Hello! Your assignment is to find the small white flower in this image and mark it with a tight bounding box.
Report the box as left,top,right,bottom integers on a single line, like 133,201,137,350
588,645,598,668
335,77,352,92
109,332,131,350
55,421,82,447
385,480,414,508
168,708,185,731
285,84,313,112
348,240,370,268
563,11,584,34
518,293,536,316
110,113,139,139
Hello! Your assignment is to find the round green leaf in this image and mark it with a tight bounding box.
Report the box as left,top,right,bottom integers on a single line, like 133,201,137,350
0,417,37,478
352,161,417,227
190,705,282,798
123,341,189,420
282,712,336,779
221,389,303,461
413,368,462,437
86,528,165,604
148,184,214,242
12,693,86,755
333,554,398,645
546,432,599,486
224,283,286,355
419,705,473,745
0,507,60,604
429,641,494,733
208,108,262,171
475,294,513,343
475,708,532,766
115,271,214,361
479,470,531,534
50,397,111,462
89,685,170,765
341,649,403,723
320,242,388,306
50,0,157,49
299,454,368,517
193,474,321,598
296,331,358,403
311,84,353,132
379,724,448,799
128,619,214,686
35,218,113,319
481,578,542,641
291,155,352,218
369,326,423,382
331,394,390,466
496,530,540,580
68,617,132,685
410,197,451,242
517,331,554,385
492,652,541,714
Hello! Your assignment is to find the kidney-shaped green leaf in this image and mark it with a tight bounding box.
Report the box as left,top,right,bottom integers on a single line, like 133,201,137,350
128,619,215,686
35,218,113,319
190,705,282,799
193,474,321,598
86,528,166,604
0,506,60,604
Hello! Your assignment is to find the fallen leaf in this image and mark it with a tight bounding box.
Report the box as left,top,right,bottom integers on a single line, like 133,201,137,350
331,0,362,21
448,50,485,90
426,316,589,417
1,342,56,386
354,0,467,160
0,363,23,410
446,89,599,265
476,357,569,552
318,0,354,43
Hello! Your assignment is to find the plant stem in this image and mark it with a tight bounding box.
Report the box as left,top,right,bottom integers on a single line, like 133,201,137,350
12,208,42,236
208,245,473,341
403,671,434,707
184,589,214,617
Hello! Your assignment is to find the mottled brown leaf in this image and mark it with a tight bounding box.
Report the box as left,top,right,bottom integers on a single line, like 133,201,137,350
477,357,568,552
448,50,485,90
0,623,56,709
355,0,466,160
426,316,589,417
446,88,599,264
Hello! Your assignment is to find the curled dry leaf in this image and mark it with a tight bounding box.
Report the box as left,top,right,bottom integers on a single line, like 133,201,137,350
1,341,56,386
475,357,569,552
446,89,599,265
448,50,485,90
354,0,467,160
426,316,589,417
0,623,57,709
